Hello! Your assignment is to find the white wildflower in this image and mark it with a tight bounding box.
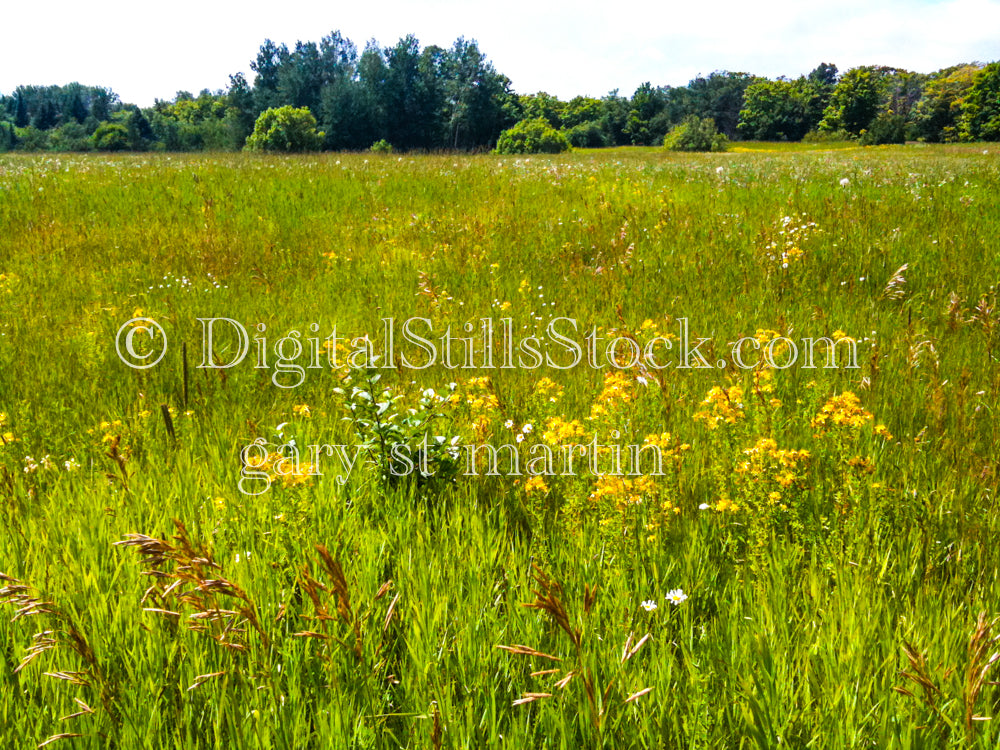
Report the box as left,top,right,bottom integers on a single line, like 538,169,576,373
666,589,688,606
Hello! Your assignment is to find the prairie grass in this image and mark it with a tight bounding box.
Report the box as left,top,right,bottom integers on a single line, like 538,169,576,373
0,144,999,748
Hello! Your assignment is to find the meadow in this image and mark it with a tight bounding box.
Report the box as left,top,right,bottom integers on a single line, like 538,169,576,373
1,142,999,749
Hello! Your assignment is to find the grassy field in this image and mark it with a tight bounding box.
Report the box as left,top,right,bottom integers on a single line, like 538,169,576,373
1,143,999,749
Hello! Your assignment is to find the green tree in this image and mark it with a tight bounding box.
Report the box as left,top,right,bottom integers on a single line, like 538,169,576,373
819,66,888,135
738,79,810,140
518,92,564,129
684,71,756,138
624,82,668,145
912,64,980,142
565,120,609,148
599,90,630,145
225,73,258,148
958,62,1000,141
250,39,290,113
562,96,603,129
0,121,15,151
245,105,324,152
382,35,444,149
442,38,516,150
49,122,92,151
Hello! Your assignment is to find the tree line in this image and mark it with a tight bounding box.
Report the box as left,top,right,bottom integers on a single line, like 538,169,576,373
1,31,998,153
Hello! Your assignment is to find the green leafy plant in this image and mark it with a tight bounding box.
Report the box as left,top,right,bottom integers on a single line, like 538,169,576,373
663,116,729,152
244,105,324,152
495,117,570,154
334,362,463,487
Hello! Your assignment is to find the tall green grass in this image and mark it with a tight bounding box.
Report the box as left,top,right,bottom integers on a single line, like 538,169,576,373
0,144,999,748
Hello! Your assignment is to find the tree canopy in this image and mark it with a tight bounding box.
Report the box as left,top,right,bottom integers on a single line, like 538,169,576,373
2,37,998,153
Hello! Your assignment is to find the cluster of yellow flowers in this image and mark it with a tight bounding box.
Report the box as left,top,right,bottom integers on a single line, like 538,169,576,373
589,371,635,420
523,476,548,495
465,376,499,437
321,339,354,378
693,383,745,429
91,419,125,445
292,404,312,418
641,432,691,458
87,418,131,461
750,366,783,409
735,437,811,508
0,413,14,446
534,376,563,403
811,391,883,433
541,416,587,445
465,377,498,411
244,450,315,489
847,455,875,474
591,474,658,510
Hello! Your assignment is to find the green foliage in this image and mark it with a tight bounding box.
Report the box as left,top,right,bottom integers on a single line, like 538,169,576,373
48,121,92,152
683,71,758,139
624,82,669,145
958,62,1000,141
561,96,603,129
564,120,609,148
913,65,980,142
819,67,882,135
369,138,393,153
738,79,812,141
517,92,564,129
2,84,119,133
859,111,907,145
117,107,153,151
663,115,729,151
91,122,128,151
802,128,852,143
15,126,49,151
334,365,463,488
0,121,14,151
494,117,570,154
244,105,324,152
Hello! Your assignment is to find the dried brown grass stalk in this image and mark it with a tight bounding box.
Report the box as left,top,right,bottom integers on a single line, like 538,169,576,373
1,572,118,737
895,612,1000,737
497,565,652,729
295,544,398,686
115,519,268,651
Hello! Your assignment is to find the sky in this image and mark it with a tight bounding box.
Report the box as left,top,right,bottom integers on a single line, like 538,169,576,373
3,0,1000,105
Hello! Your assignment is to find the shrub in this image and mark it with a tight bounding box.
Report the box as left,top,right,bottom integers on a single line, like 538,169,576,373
803,128,853,143
495,117,570,154
565,120,609,148
92,123,129,152
15,126,50,151
370,139,394,154
245,106,324,152
663,116,729,152
49,122,92,152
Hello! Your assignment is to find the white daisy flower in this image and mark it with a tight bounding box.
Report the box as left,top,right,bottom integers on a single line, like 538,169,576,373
666,589,688,606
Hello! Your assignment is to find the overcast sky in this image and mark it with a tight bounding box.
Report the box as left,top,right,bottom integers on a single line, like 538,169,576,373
3,0,1000,105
